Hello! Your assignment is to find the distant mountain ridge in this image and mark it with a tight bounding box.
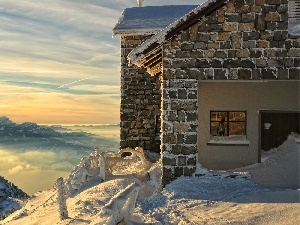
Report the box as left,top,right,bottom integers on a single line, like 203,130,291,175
0,116,61,138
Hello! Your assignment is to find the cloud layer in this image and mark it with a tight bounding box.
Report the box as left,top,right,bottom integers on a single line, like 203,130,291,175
0,0,201,124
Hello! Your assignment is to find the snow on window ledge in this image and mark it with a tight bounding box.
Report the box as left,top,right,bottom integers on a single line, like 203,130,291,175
207,135,250,146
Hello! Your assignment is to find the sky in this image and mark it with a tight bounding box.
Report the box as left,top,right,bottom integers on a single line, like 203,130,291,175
0,0,203,125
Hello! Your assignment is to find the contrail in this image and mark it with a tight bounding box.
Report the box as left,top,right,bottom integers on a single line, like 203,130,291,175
57,76,95,89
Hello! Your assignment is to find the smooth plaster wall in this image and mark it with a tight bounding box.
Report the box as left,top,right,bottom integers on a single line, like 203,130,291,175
198,80,300,170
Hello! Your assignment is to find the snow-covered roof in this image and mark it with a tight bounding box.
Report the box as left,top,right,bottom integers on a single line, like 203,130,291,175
128,0,228,69
113,5,198,36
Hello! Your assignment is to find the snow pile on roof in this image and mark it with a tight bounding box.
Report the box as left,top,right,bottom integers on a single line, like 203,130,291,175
113,5,198,35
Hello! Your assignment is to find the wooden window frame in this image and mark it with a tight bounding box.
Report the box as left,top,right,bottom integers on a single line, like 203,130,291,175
288,0,300,38
210,111,247,136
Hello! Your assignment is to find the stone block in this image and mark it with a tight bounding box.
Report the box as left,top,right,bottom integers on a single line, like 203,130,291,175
226,2,236,13
181,42,194,51
223,22,238,31
187,69,201,79
260,31,272,40
198,33,210,42
238,69,252,79
220,41,232,49
289,68,300,80
266,12,280,22
237,5,251,14
187,157,197,166
163,133,177,144
265,0,281,4
241,59,255,68
178,89,187,99
283,58,294,67
181,145,197,155
204,49,216,58
256,14,266,31
184,167,196,176
242,13,255,22
267,59,284,67
255,0,265,6
178,156,187,166
207,23,223,32
237,49,250,58
228,69,239,79
177,134,184,144
212,59,223,67
186,112,198,122
190,50,204,58
288,49,300,57
225,13,241,22
174,123,189,132
194,42,207,50
261,69,277,79
185,134,197,144
187,90,197,99
162,167,173,179
228,50,236,58
277,69,289,80
196,59,211,68
163,156,177,166
204,68,214,79
215,51,227,59
224,59,241,68
295,58,300,67
218,32,231,41
239,22,255,31
207,42,219,49
256,40,269,48
172,145,182,155
231,32,242,49
174,167,183,177
249,49,263,58
214,69,228,79
251,5,261,13
252,69,262,79
278,5,288,13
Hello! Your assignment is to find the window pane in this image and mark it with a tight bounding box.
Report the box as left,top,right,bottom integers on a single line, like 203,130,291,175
211,122,228,136
229,122,246,135
211,111,228,121
229,112,246,121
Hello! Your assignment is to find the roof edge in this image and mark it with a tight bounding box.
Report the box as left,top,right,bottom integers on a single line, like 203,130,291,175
112,29,161,36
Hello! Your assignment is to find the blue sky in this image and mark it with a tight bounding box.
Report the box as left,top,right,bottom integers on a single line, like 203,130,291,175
0,0,203,124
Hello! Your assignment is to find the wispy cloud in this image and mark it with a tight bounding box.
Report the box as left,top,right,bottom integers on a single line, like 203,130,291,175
0,0,201,124
57,76,95,89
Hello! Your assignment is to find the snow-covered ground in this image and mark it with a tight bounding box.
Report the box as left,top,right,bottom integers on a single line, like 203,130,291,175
1,134,299,225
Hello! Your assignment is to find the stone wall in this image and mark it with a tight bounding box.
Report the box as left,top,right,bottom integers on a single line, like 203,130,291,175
120,35,161,153
161,0,300,185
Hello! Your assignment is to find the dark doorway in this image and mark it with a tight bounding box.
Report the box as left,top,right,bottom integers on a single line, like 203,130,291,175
261,111,300,151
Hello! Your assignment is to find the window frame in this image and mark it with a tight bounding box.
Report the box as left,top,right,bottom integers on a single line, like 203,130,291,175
210,111,247,137
288,0,300,38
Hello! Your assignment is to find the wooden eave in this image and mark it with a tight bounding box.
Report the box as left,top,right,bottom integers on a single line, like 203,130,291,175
133,0,228,76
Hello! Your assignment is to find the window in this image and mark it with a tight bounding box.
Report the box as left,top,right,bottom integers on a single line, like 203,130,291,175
288,0,300,37
210,111,247,136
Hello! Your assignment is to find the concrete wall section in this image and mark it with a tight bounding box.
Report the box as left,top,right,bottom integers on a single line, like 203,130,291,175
198,81,300,170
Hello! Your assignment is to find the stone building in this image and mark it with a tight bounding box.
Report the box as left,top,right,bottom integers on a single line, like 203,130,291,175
113,5,198,154
115,0,300,185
